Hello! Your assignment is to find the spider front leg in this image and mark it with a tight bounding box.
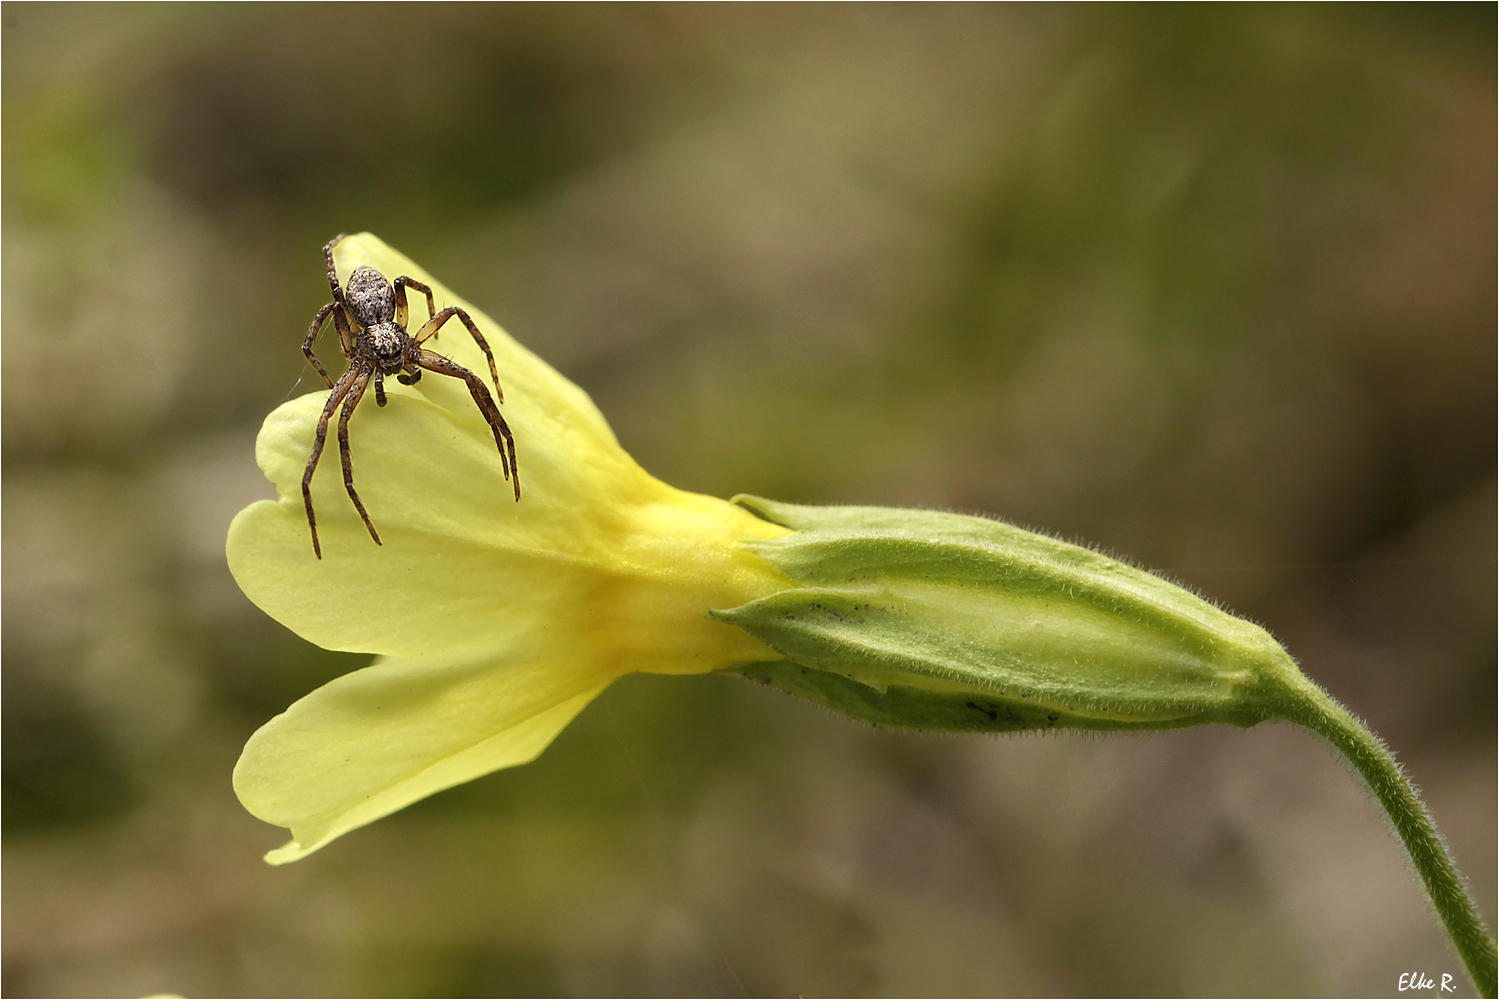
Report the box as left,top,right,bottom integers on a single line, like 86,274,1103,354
301,366,360,559
414,308,504,401
323,234,348,306
303,301,357,388
335,370,382,547
419,349,519,499
393,276,436,330
321,236,361,357
302,303,337,388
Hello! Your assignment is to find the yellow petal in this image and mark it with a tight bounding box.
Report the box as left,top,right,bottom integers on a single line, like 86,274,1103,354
228,387,787,661
234,640,608,865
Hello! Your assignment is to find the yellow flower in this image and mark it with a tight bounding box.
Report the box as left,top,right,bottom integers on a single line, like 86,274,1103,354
227,233,793,864
227,237,1493,994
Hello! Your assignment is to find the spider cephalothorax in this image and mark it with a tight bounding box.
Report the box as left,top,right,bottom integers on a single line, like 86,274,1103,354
300,234,519,559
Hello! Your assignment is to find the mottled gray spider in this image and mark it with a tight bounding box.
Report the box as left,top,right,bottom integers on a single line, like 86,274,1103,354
301,234,518,559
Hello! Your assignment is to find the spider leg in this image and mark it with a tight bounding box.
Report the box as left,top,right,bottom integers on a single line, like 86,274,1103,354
336,369,382,546
419,349,519,500
320,235,359,357
302,302,337,388
333,302,356,358
374,372,388,407
393,276,436,331
323,234,349,307
414,307,504,401
301,366,361,559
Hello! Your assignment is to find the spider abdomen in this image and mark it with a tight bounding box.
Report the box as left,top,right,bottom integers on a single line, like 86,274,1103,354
345,265,396,327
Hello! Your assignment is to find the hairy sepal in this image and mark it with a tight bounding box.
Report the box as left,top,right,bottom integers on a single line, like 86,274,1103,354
712,496,1299,734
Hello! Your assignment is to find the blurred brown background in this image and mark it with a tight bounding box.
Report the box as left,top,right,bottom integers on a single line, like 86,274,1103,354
3,3,1493,997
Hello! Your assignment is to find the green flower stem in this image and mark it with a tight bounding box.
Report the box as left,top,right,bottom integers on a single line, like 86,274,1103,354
1273,675,1497,997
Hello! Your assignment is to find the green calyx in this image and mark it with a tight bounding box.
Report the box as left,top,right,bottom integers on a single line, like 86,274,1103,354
713,495,1304,735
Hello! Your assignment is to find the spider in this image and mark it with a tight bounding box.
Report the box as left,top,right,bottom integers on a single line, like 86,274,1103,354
300,234,519,559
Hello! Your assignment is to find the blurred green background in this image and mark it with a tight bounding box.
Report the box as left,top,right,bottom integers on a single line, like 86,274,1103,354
3,3,1493,996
